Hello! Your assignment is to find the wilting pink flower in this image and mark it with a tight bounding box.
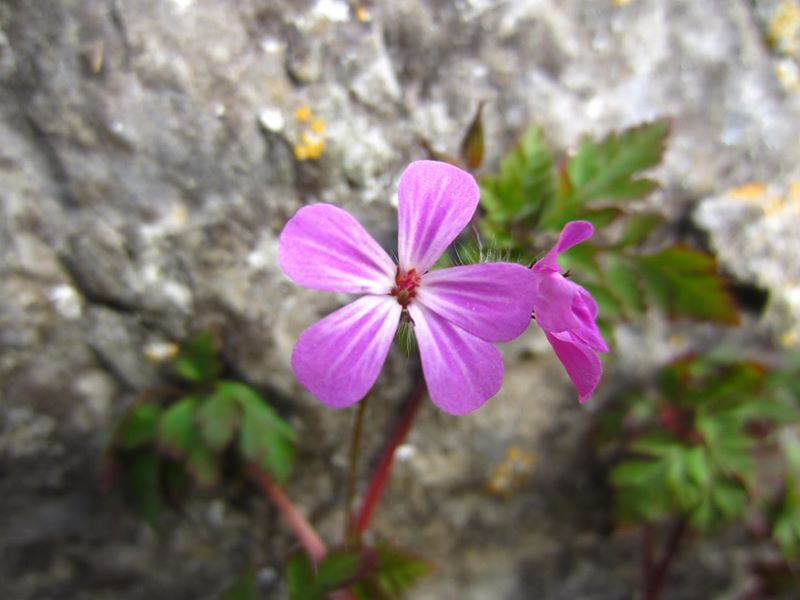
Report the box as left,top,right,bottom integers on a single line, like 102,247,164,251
279,160,536,415
531,221,608,402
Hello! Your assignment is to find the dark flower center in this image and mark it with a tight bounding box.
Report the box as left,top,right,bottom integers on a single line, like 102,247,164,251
390,267,420,308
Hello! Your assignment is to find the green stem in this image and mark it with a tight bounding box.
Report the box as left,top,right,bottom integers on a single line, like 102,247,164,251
344,396,369,543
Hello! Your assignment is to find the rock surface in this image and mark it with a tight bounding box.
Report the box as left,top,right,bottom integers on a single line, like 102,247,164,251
1,0,799,598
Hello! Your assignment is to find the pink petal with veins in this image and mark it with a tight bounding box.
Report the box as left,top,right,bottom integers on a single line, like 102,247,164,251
291,295,402,408
279,203,395,294
409,303,503,415
397,161,479,273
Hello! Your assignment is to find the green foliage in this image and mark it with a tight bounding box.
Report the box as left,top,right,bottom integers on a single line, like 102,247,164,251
479,119,739,327
352,541,434,600
286,550,368,600
285,542,432,600
173,330,219,383
221,567,259,600
603,355,800,553
107,332,296,523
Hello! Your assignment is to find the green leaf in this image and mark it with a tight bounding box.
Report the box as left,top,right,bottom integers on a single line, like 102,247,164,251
711,480,747,520
221,567,259,600
460,102,485,171
635,246,740,324
566,119,669,205
185,435,220,487
353,541,434,600
605,255,644,317
221,381,297,483
615,213,663,248
581,283,622,320
173,331,219,383
123,451,163,525
159,396,200,456
116,403,162,450
630,434,682,457
287,550,368,600
480,125,555,226
610,459,665,487
197,389,240,451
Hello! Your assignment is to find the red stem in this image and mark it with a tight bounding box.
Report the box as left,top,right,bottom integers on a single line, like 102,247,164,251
354,376,427,534
249,466,327,564
643,517,688,600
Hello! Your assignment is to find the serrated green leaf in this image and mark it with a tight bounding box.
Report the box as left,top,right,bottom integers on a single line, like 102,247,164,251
353,542,434,600
631,434,682,457
223,381,297,483
159,396,199,456
566,119,669,205
173,331,219,383
635,246,739,324
615,213,663,248
116,403,162,450
610,459,665,487
198,389,240,451
685,446,712,489
221,567,259,600
287,550,368,600
711,480,747,520
480,125,556,227
605,255,644,317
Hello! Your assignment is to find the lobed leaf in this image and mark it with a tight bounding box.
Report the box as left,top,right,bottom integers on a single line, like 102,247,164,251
115,403,162,450
566,119,669,205
173,331,219,383
353,541,434,600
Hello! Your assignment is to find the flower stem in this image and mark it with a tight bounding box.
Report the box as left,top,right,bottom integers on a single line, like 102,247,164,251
643,517,688,600
249,465,327,564
344,395,369,542
355,374,427,534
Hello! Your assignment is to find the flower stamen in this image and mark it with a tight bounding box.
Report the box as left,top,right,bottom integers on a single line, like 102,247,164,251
390,267,421,308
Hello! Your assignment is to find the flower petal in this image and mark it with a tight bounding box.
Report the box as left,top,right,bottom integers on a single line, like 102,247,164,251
279,203,396,293
416,263,536,342
533,272,608,352
291,295,402,408
408,304,503,415
535,220,594,272
397,161,479,273
545,331,603,403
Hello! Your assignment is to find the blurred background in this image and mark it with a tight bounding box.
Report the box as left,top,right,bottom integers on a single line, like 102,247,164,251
1,1,799,598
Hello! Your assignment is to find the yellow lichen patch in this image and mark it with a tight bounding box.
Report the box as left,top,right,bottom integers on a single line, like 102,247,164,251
293,105,312,122
486,445,536,498
781,330,799,347
355,5,371,22
775,59,800,92
728,182,768,201
310,119,327,134
291,107,327,161
769,0,800,57
789,181,800,204
612,0,635,6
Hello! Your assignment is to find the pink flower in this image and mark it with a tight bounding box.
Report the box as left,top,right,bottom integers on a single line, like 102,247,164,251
278,161,536,415
531,221,609,402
